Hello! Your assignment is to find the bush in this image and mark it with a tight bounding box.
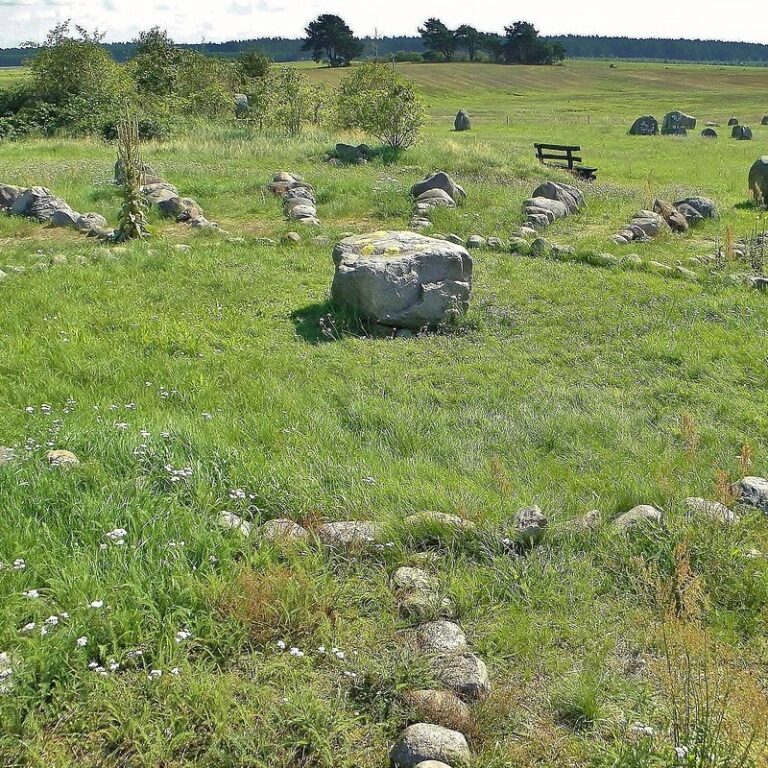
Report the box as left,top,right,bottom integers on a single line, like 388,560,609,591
335,62,425,149
237,50,272,81
393,51,424,63
242,67,321,135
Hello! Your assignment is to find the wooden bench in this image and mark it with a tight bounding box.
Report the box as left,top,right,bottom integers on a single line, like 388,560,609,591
534,143,598,181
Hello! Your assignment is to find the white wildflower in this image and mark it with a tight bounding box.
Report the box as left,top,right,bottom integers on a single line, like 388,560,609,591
76,636,88,647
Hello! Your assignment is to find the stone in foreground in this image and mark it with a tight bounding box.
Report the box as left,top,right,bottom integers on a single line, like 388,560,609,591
390,723,470,768
331,232,472,330
416,621,468,654
433,652,491,701
45,449,79,468
454,110,471,132
317,520,380,548
260,519,310,542
515,505,548,546
684,497,739,524
404,689,473,733
628,115,659,136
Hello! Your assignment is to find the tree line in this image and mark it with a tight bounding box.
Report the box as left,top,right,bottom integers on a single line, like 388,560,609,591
3,25,768,68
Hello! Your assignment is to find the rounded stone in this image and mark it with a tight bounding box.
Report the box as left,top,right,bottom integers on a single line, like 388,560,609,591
404,689,473,733
416,621,468,654
316,520,380,548
389,723,470,768
260,518,310,542
45,449,79,468
433,652,491,701
613,504,663,531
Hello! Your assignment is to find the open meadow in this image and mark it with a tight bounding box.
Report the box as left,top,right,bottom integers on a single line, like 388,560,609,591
1,58,768,768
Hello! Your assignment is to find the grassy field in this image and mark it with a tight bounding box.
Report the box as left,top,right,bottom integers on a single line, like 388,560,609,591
1,59,768,768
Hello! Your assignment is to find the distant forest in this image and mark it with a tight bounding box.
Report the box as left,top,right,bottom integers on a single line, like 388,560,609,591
2,34,768,68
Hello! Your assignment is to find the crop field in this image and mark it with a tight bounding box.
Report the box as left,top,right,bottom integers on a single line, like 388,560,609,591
1,59,768,768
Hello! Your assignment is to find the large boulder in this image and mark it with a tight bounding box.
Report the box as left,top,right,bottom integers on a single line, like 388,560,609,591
673,196,717,221
411,172,466,204
531,180,584,213
331,232,472,330
628,115,658,136
523,197,569,220
701,128,718,139
234,93,249,118
732,476,768,513
749,157,768,206
10,187,73,223
335,143,372,164
732,125,753,141
661,111,696,135
389,724,470,768
762,116,768,126
454,110,471,132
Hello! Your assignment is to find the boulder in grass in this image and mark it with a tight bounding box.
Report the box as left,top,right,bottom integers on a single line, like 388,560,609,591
45,449,80,468
403,690,473,734
454,110,471,132
684,497,740,525
416,189,457,209
331,232,472,330
234,93,249,118
390,724,470,768
728,116,740,127
653,199,688,233
732,125,753,141
749,157,768,206
433,652,491,701
732,476,768,513
531,180,584,213
411,172,466,204
701,128,718,139
11,187,73,223
0,447,15,466
675,204,704,226
628,115,659,136
661,110,696,135
416,621,468,654
515,505,548,546
75,212,108,232
674,196,717,221
260,519,310,542
316,520,381,548
613,505,663,531
762,116,768,126
523,196,569,220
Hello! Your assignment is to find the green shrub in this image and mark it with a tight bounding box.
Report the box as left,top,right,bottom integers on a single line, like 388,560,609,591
335,62,425,149
393,51,424,63
237,50,272,81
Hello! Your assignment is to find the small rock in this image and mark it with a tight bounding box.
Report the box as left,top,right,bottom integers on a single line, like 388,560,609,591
684,497,739,524
732,477,768,513
446,234,464,246
260,518,310,542
465,235,486,249
405,512,476,536
509,237,530,255
283,232,302,243
572,509,601,532
515,505,548,546
393,567,439,594
487,237,504,250
317,520,380,548
416,621,468,654
218,511,252,537
529,237,552,258
403,689,473,734
613,505,663,531
174,244,192,252
0,446,15,466
45,449,79,468
454,110,471,132
400,593,457,621
51,253,67,265
389,723,470,768
433,652,491,701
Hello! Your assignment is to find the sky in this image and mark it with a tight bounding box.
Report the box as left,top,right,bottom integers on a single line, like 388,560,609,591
2,0,768,48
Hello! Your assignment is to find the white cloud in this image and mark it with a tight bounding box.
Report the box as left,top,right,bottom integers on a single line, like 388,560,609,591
1,0,767,48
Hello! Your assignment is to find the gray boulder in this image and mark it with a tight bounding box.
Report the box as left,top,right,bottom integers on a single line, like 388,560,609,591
454,110,471,132
331,232,472,330
728,117,740,127
11,187,72,222
393,567,439,595
335,143,371,163
732,125,753,141
531,180,584,213
234,93,249,118
733,476,768,513
762,116,768,126
701,128,718,139
260,518,310,542
390,724,470,768
466,235,485,249
416,189,457,209
629,115,659,136
522,197,569,220
411,172,466,204
676,204,704,226
674,196,717,221
749,157,768,206
50,208,81,228
75,212,108,232
661,111,697,135
403,690,472,733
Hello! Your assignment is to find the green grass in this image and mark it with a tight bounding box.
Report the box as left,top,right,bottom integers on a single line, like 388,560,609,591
2,59,768,767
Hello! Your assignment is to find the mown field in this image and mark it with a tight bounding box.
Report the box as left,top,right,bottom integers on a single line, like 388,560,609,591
1,59,768,768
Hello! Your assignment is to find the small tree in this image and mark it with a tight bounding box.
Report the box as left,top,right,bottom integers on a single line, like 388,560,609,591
455,25,483,62
482,32,506,63
237,49,272,81
114,116,149,243
335,62,425,150
502,21,565,65
418,18,457,62
130,27,183,96
302,14,363,67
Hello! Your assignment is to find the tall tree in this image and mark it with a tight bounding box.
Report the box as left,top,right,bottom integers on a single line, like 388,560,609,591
418,18,457,61
482,33,505,63
502,21,564,65
455,24,482,62
302,14,363,67
130,27,182,95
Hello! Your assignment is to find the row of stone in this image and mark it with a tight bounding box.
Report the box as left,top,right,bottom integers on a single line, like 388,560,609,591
0,184,108,237
522,180,585,230
410,172,467,231
267,172,319,226
612,196,716,245
115,160,218,230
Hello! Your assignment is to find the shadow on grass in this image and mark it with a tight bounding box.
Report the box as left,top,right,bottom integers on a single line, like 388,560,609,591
291,300,376,344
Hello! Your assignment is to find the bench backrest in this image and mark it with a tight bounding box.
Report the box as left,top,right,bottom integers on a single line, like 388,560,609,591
534,143,582,168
